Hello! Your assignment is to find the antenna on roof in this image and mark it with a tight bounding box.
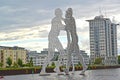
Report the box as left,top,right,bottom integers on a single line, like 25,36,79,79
99,7,102,15
104,8,107,18
112,16,116,23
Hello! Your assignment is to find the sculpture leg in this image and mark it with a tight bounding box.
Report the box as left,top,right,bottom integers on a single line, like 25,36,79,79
71,54,75,74
54,40,65,74
54,54,63,74
40,47,55,74
76,52,87,74
66,52,71,74
65,42,74,75
74,42,87,75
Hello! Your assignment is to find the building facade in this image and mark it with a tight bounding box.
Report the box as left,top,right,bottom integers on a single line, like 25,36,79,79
87,15,118,65
28,49,89,66
0,46,27,67
72,50,89,65
27,49,60,66
27,50,48,66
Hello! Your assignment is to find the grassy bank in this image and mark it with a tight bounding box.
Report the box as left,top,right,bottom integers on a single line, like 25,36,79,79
0,65,120,76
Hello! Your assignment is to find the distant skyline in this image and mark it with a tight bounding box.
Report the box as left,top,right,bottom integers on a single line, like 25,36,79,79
0,0,120,54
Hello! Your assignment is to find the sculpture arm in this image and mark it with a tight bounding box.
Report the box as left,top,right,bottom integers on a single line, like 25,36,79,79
66,30,71,49
60,18,66,30
60,24,65,30
72,17,77,32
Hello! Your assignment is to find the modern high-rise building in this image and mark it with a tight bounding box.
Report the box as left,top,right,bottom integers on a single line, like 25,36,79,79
87,15,118,65
0,46,27,67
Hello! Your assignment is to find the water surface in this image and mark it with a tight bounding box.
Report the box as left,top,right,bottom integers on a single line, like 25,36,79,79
2,68,120,80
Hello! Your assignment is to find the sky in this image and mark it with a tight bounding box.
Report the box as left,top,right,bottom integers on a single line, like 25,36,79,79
0,0,120,54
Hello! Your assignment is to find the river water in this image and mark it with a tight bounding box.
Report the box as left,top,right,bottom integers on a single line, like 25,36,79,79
1,68,120,80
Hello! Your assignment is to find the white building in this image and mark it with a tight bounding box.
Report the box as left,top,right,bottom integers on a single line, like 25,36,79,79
28,49,89,66
71,50,89,65
27,50,48,66
27,49,59,66
87,15,118,65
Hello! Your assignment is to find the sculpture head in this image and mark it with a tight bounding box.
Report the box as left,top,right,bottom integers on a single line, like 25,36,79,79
67,8,73,15
65,8,73,18
55,8,63,18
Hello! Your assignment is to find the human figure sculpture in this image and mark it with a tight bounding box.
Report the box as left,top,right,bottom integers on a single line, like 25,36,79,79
40,8,65,75
65,8,87,75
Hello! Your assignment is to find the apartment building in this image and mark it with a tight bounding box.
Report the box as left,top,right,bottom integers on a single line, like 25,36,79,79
87,15,118,65
28,49,89,66
0,46,27,67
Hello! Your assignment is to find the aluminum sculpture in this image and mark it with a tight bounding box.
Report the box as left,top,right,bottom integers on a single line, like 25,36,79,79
65,8,87,75
40,8,65,75
40,8,87,76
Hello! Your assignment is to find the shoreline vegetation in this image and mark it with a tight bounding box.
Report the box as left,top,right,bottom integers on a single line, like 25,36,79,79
0,65,120,76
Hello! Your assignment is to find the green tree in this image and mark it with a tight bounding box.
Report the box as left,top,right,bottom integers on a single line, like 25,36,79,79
6,57,12,67
29,57,33,67
78,62,81,66
118,55,120,64
0,62,3,67
51,62,55,67
13,62,18,68
23,63,29,67
17,58,23,67
94,58,102,64
55,55,59,61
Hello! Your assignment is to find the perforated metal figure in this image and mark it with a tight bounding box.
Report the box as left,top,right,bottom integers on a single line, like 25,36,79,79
65,8,87,75
40,8,65,75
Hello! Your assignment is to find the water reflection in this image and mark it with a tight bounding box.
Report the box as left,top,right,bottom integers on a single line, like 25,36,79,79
39,74,75,80
4,68,120,80
56,75,75,80
39,73,89,80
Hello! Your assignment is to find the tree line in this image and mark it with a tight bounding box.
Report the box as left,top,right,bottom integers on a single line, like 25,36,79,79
0,57,33,68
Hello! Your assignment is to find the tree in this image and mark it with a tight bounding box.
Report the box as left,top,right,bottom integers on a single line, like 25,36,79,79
51,62,55,67
94,58,102,64
13,62,18,68
78,62,81,66
118,55,120,64
55,55,59,61
29,57,33,67
17,58,23,67
0,62,3,67
6,57,12,67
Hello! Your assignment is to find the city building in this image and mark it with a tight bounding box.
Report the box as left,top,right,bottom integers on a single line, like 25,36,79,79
27,51,48,66
0,46,27,67
28,48,89,66
27,48,60,66
87,15,118,65
72,50,89,65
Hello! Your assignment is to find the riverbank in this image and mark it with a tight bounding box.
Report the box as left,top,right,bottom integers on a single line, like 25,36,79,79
4,68,120,80
0,65,120,76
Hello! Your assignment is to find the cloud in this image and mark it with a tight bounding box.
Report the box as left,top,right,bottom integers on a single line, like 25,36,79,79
0,6,28,13
1,0,120,32
0,0,120,54
0,24,50,41
0,38,48,52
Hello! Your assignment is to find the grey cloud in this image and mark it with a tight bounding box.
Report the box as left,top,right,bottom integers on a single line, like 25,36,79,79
0,6,28,13
1,0,120,33
0,0,120,52
0,25,49,41
79,39,90,53
77,26,89,32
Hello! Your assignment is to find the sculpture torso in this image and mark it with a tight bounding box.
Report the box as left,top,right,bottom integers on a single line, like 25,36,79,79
48,17,64,40
65,17,75,32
